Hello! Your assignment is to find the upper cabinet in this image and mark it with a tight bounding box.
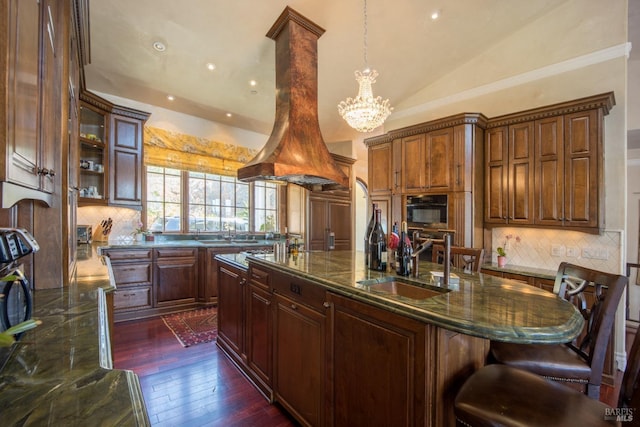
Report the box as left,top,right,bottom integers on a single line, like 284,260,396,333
0,0,60,207
78,91,150,209
484,93,614,234
365,113,487,248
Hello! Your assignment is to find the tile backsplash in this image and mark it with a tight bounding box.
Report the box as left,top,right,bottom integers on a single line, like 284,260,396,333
491,227,622,273
77,206,141,243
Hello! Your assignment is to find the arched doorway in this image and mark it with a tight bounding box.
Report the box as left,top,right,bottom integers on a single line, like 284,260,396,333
354,178,368,252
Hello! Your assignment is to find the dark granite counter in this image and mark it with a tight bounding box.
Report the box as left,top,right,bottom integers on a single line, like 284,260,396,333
0,245,149,426
95,236,277,252
236,251,584,344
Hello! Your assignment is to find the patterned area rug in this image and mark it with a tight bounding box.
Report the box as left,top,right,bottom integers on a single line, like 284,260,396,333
162,307,217,347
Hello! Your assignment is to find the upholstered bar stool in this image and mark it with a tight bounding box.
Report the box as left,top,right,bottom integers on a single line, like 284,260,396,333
489,262,628,399
454,317,640,426
431,245,485,273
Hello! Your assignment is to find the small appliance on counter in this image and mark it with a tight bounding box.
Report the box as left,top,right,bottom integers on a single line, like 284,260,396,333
77,225,93,244
0,228,39,333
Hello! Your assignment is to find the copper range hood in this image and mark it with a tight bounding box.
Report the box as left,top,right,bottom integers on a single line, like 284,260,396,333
237,7,349,191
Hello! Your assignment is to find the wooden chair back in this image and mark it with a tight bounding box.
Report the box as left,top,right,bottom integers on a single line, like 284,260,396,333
553,262,628,395
431,245,485,273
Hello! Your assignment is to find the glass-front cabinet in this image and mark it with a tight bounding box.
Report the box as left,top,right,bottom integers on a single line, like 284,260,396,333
79,103,108,204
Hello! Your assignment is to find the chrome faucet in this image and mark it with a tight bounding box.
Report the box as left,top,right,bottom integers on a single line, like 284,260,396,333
411,238,434,278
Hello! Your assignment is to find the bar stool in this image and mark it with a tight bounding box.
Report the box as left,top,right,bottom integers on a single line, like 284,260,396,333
431,245,485,273
489,262,627,399
455,318,640,426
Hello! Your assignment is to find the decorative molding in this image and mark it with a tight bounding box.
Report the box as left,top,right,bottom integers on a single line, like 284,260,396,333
486,92,615,128
393,43,631,120
364,113,488,146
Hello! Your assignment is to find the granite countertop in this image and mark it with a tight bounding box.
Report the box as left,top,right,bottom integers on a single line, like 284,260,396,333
233,251,584,344
94,236,281,252
481,262,557,280
0,245,149,426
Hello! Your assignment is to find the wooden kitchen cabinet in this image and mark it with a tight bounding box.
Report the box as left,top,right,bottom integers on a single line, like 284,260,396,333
484,122,535,225
102,248,153,317
273,272,326,427
401,128,453,193
364,113,487,249
154,247,198,307
78,91,149,209
485,93,613,233
307,153,354,251
535,111,600,229
0,0,58,206
79,102,108,204
217,261,246,364
216,259,273,400
367,141,393,194
109,113,144,206
327,291,426,426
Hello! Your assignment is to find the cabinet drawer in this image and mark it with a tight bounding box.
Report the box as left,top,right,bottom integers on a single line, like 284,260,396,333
114,286,152,310
111,262,152,286
105,249,152,262
155,248,198,259
271,271,326,313
249,266,270,289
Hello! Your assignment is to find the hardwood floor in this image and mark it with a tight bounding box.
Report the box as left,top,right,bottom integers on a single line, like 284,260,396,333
112,316,297,426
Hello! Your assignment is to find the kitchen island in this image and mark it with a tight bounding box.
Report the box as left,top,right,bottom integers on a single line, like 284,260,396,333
215,250,583,426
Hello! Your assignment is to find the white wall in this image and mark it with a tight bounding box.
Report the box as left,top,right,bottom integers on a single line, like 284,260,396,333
628,149,640,321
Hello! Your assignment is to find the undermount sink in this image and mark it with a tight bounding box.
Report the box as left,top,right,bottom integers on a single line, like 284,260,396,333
356,276,450,301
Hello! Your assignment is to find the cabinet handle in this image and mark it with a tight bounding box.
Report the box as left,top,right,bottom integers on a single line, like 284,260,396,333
394,171,399,189
323,301,330,308
290,303,298,310
240,278,247,285
456,164,461,186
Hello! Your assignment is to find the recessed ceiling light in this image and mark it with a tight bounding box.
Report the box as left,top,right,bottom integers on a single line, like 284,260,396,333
152,41,166,52
167,95,175,101
249,80,257,86
226,113,232,118
206,63,216,71
431,10,441,20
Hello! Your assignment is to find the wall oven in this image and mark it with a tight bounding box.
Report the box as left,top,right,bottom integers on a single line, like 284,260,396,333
406,194,448,230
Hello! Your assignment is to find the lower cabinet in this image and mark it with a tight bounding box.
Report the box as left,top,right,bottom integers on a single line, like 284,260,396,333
217,260,274,400
326,291,427,426
273,292,325,426
103,249,153,314
154,248,198,307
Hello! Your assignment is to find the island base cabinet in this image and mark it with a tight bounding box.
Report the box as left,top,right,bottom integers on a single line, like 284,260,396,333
246,283,273,399
273,293,325,427
327,292,489,427
327,292,427,426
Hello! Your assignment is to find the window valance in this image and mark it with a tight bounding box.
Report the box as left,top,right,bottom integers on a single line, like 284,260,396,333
143,127,257,177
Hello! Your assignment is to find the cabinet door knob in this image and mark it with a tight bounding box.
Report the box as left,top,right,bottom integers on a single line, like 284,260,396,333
323,301,330,308
240,278,247,285
290,303,298,310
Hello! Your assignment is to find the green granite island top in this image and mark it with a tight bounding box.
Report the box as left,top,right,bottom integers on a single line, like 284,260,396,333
0,246,149,426
238,250,584,344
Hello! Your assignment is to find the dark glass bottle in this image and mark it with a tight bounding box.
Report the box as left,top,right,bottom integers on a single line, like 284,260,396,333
368,208,387,271
396,221,412,276
389,221,399,270
364,202,377,267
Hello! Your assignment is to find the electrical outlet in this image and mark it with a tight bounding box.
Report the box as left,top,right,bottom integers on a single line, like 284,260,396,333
566,246,579,257
582,247,609,260
551,244,566,257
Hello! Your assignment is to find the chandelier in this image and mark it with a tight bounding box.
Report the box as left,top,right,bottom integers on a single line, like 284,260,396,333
338,0,392,133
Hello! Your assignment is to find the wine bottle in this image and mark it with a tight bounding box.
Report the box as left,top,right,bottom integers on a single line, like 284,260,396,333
396,221,412,276
364,202,377,267
368,208,387,271
389,221,399,270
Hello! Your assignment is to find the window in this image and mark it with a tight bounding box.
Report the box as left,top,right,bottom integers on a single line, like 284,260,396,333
146,167,278,234
254,181,278,232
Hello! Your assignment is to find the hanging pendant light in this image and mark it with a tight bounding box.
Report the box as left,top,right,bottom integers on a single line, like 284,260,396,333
338,0,392,133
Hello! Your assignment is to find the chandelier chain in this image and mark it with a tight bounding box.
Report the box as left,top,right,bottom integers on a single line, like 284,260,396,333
363,0,368,68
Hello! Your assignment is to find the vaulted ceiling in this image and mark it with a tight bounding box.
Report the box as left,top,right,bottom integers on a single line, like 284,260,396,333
85,0,638,146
